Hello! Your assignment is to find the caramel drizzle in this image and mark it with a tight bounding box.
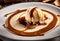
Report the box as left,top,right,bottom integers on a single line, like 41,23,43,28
4,9,57,36
4,14,10,17
30,7,37,17
57,14,60,17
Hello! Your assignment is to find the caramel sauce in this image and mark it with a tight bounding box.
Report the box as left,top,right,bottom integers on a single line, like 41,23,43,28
2,24,5,28
30,7,37,17
57,14,60,17
4,9,27,17
44,14,48,20
4,9,58,36
4,14,10,17
18,17,27,26
26,25,35,29
40,22,46,25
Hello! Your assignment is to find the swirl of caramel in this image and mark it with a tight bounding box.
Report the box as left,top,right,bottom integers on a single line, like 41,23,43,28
4,7,58,36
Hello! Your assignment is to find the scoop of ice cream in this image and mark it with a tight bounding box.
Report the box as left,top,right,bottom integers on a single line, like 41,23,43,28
25,7,47,25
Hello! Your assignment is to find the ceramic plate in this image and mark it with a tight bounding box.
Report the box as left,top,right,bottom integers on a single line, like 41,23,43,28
0,2,60,40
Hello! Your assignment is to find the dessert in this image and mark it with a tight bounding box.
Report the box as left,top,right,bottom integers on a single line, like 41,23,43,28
4,7,60,36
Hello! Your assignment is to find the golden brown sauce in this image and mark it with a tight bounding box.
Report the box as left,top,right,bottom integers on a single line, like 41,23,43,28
18,17,27,26
2,24,5,28
30,7,37,17
4,9,27,17
4,14,10,17
4,9,58,36
44,14,48,20
40,22,46,25
57,15,60,17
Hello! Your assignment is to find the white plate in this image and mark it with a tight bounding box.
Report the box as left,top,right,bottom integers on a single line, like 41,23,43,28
0,2,60,40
